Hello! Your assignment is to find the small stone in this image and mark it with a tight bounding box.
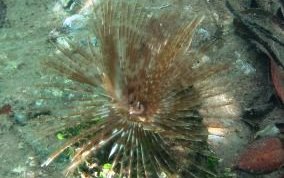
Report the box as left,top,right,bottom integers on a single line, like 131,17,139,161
13,112,28,125
63,14,87,30
18,142,24,149
26,157,36,167
255,124,280,138
12,166,26,174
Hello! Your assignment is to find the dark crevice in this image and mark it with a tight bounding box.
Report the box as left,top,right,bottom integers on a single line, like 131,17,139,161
250,0,259,8
276,7,284,21
0,0,7,28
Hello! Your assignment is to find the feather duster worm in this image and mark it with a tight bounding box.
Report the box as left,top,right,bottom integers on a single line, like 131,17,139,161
38,0,237,177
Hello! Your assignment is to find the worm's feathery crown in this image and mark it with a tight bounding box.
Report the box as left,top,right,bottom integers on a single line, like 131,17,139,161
40,0,230,177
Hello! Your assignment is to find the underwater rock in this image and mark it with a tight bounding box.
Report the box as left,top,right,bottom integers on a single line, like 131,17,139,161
227,2,284,68
252,0,284,16
236,137,284,173
255,123,280,138
227,0,284,103
271,58,284,103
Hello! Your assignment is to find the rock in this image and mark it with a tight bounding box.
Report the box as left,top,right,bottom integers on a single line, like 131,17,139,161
227,0,284,68
236,137,284,173
255,123,280,138
63,14,87,31
271,58,284,103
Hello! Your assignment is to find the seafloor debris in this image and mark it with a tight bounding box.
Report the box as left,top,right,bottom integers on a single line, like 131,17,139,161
236,137,284,173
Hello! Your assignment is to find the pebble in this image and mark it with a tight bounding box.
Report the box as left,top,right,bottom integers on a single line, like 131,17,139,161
13,112,28,125
63,14,87,30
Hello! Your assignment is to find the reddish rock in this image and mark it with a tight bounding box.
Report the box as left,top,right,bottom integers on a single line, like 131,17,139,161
237,137,284,173
0,104,12,115
271,59,284,103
